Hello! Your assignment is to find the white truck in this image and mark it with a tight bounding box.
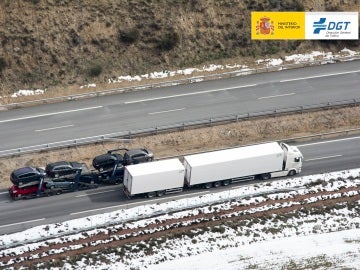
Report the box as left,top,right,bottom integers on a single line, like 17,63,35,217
123,142,303,198
183,142,303,188
123,158,185,198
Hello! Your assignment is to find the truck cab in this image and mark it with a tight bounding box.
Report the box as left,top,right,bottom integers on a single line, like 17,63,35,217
280,143,303,175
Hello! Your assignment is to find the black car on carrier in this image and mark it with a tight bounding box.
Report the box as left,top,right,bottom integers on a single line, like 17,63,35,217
92,148,154,183
45,161,83,179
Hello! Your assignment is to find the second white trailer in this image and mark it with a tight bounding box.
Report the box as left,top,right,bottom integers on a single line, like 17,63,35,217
183,142,289,187
123,158,185,198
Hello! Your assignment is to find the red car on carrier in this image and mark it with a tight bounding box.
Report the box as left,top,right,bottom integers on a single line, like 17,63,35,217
8,183,45,200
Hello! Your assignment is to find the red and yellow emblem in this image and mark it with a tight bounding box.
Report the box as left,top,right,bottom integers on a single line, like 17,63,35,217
252,12,305,40
256,17,274,35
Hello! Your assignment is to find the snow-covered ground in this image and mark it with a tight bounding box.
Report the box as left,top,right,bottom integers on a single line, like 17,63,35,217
1,168,360,269
145,229,360,270
3,48,359,99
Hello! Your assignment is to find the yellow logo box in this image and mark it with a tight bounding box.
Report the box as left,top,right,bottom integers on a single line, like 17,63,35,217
252,12,305,40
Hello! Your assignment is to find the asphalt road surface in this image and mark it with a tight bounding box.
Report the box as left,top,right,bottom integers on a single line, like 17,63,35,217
0,135,360,235
0,61,359,152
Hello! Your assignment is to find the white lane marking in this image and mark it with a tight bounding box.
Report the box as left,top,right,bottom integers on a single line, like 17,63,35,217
35,124,74,132
296,136,360,147
305,155,343,161
149,108,186,115
70,205,122,215
70,191,210,215
258,93,295,99
0,106,103,124
0,191,8,195
125,84,257,104
280,70,360,83
161,191,210,199
75,189,116,198
0,218,45,229
231,184,254,189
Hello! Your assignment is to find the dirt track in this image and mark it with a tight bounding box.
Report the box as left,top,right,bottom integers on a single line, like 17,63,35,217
1,105,360,189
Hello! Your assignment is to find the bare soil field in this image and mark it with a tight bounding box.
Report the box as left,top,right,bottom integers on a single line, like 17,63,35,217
1,105,360,189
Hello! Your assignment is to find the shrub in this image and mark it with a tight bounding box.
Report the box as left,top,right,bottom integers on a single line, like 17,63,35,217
119,28,139,44
211,226,225,234
0,57,5,73
158,31,180,50
88,64,102,77
294,0,305,11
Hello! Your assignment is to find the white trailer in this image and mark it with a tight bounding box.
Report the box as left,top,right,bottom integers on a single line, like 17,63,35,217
183,142,302,188
123,158,185,198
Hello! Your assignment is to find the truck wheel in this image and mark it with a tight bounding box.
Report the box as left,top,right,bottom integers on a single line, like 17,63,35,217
203,182,212,189
261,173,271,180
147,192,156,198
288,170,296,176
156,190,166,197
213,181,221,188
222,180,230,186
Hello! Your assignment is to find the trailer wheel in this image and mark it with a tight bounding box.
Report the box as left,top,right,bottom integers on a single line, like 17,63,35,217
156,190,166,197
288,170,296,176
147,192,156,198
204,182,212,189
261,173,271,180
222,180,230,186
213,181,221,188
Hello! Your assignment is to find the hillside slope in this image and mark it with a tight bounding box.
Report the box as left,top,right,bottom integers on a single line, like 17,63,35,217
0,0,359,94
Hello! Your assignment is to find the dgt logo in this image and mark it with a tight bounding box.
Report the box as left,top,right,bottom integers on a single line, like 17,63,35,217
313,18,351,34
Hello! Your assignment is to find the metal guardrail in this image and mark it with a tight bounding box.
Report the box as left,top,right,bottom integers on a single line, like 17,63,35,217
1,56,359,110
0,97,359,158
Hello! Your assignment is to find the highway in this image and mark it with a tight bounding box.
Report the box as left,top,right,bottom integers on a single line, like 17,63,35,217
0,61,359,152
1,135,360,235
0,61,360,235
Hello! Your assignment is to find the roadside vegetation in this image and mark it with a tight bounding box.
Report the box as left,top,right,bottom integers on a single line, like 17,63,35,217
0,0,359,96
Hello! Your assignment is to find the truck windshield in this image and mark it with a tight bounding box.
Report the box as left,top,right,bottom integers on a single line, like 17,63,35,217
280,143,288,170
280,143,288,153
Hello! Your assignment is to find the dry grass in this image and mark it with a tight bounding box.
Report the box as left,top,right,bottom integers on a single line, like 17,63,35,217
1,105,360,189
1,0,359,97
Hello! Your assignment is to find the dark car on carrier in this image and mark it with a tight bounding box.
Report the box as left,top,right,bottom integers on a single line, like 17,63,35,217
10,166,46,187
45,161,83,179
123,148,154,165
92,149,126,183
